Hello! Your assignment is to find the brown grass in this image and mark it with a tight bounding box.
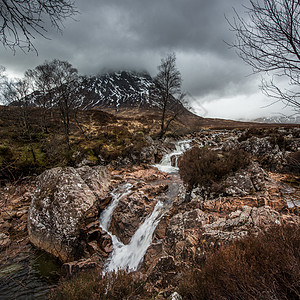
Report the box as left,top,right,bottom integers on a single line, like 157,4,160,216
179,224,300,300
51,269,149,300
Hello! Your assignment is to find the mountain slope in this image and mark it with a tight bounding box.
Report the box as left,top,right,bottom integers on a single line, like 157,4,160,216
253,115,300,124
79,71,161,110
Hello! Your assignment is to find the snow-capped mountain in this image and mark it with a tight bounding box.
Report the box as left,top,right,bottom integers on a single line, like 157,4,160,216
10,70,186,113
79,71,161,110
253,115,300,124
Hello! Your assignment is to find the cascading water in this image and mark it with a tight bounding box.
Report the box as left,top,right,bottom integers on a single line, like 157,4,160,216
105,201,165,272
99,139,191,273
99,183,133,232
154,140,191,173
99,184,167,272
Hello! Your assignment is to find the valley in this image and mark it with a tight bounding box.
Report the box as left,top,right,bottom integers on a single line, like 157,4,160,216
0,103,299,299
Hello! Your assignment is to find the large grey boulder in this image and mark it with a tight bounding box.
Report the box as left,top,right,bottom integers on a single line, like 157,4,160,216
28,166,110,262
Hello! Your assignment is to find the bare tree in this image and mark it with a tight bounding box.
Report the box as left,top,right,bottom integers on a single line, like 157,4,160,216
0,0,77,52
3,77,36,162
0,65,6,103
45,59,80,150
228,0,300,112
25,61,58,132
153,53,185,139
24,59,85,149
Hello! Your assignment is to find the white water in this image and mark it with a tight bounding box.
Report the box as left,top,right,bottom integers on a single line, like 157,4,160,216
99,139,191,273
154,140,192,173
99,183,133,231
99,184,166,272
105,201,165,272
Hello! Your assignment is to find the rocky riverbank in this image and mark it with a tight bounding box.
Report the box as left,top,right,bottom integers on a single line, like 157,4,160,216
1,127,300,299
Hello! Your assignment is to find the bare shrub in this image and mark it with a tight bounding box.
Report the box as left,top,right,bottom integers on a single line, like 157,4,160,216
52,269,148,300
178,147,250,192
179,225,300,300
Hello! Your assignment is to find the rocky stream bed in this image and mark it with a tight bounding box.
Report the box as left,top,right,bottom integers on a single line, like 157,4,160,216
0,128,300,299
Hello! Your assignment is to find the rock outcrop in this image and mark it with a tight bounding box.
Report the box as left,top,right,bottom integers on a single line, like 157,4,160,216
108,166,170,244
28,166,110,262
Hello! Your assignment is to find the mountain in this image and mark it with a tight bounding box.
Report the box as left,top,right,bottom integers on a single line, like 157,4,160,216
253,115,300,124
79,71,163,110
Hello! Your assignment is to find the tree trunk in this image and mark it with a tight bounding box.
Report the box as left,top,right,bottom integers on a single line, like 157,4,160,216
75,110,89,140
159,98,167,139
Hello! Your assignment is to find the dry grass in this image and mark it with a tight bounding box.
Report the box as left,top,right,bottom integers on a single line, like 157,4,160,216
179,224,300,300
51,269,149,300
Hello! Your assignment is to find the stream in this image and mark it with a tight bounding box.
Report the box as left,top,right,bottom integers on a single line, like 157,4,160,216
0,248,61,300
0,139,191,298
99,140,191,272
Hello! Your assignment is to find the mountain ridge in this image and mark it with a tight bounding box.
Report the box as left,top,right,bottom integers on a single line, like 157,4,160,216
252,115,300,124
78,71,163,111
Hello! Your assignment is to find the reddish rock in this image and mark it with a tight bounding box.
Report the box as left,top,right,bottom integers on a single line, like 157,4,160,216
142,241,164,272
61,258,98,278
109,168,170,244
147,256,177,287
109,190,157,244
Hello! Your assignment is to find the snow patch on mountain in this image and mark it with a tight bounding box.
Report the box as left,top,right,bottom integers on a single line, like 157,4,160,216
79,71,160,110
253,115,300,124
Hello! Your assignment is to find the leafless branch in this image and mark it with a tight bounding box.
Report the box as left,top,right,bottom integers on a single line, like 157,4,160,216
0,0,78,53
227,0,300,111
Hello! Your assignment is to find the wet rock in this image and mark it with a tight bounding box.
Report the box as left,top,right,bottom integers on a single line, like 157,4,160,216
148,256,177,287
109,167,170,244
109,190,157,244
202,206,281,242
61,258,98,278
28,166,110,262
142,242,164,272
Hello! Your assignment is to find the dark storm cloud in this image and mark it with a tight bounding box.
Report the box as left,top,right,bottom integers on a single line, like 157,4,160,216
0,0,291,119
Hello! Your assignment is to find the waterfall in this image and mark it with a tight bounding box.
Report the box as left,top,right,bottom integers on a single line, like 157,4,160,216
99,139,191,273
99,185,166,273
99,183,132,231
154,139,191,173
105,201,165,272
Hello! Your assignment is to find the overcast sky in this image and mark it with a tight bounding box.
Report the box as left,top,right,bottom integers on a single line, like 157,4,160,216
0,0,294,120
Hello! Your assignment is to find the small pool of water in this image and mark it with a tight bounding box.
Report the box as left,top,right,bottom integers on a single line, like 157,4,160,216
0,247,61,300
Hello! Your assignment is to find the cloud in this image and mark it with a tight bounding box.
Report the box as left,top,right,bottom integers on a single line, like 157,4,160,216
0,0,286,120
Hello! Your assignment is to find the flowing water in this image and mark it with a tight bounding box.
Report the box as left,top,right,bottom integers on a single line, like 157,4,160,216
99,139,191,273
0,139,191,298
154,140,191,173
0,249,61,300
99,182,167,272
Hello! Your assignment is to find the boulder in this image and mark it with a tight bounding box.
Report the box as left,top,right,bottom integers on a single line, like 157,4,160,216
109,189,157,244
240,136,287,171
202,205,281,242
28,166,110,262
164,209,214,261
224,163,268,196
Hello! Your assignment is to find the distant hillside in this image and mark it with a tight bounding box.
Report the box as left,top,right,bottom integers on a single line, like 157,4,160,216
253,115,300,124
